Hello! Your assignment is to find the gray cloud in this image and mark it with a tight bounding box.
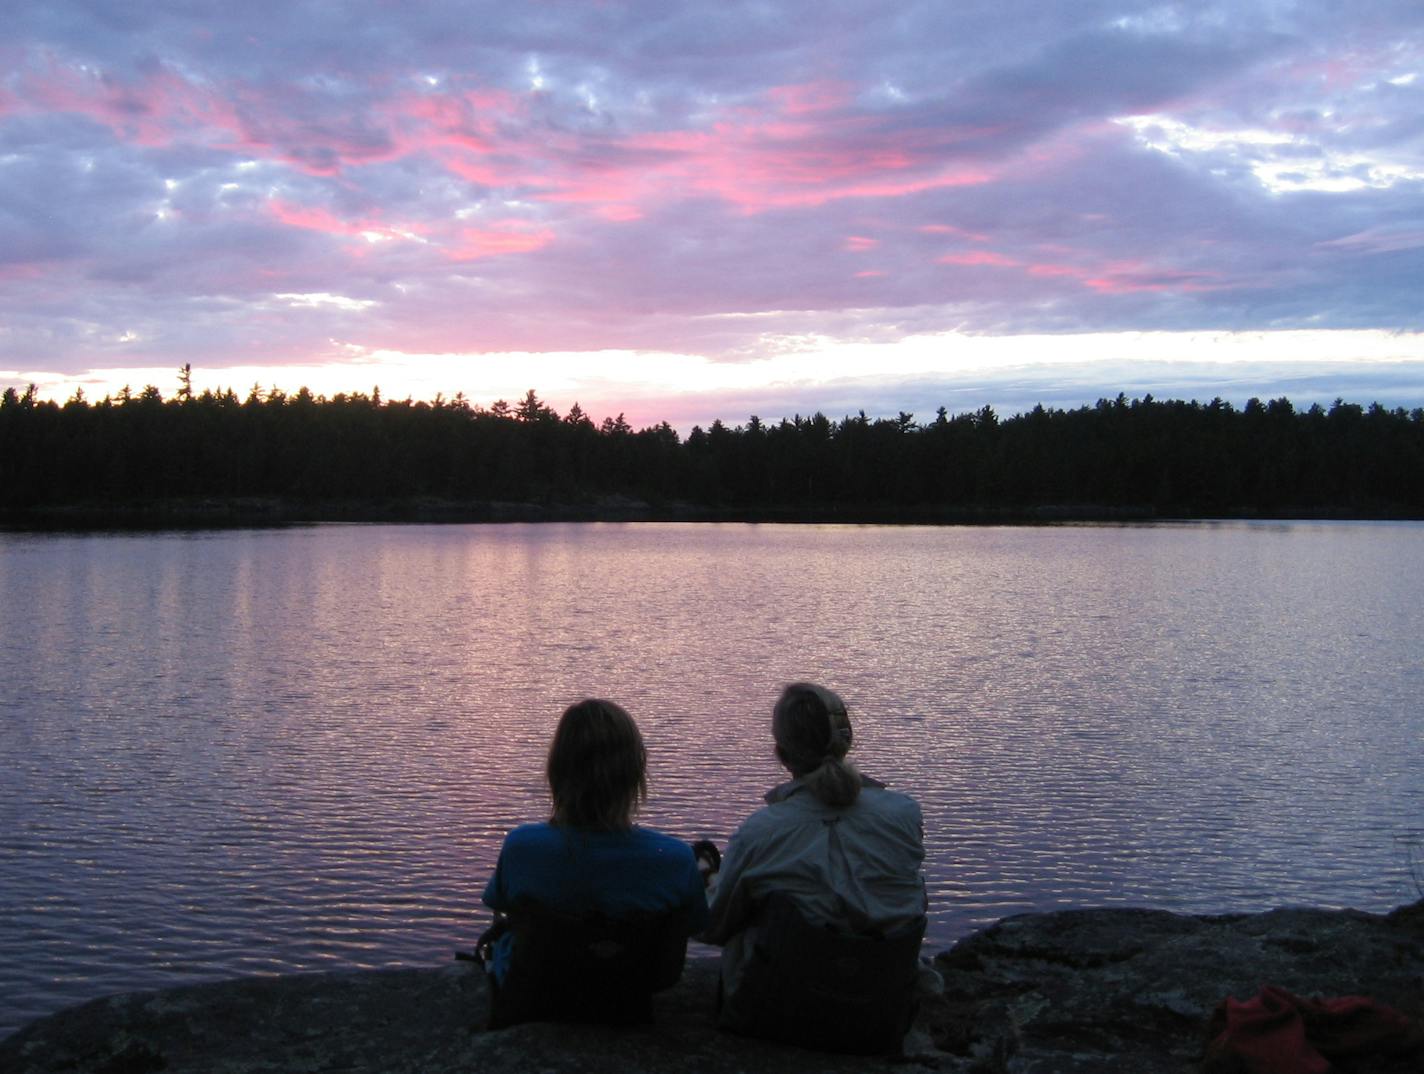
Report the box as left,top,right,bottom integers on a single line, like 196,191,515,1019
1,0,1420,404
645,360,1424,435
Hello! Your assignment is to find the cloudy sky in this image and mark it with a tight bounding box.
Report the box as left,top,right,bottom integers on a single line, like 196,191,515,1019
3,1,1422,429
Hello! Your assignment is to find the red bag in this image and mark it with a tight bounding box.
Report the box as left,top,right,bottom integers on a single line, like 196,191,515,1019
1205,985,1423,1074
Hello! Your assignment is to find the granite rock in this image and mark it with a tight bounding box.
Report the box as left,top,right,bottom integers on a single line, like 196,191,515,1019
925,899,1424,1072
0,959,932,1074
3,900,1421,1074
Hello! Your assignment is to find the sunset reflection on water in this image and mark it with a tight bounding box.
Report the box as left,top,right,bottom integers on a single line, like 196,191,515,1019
2,520,1422,1036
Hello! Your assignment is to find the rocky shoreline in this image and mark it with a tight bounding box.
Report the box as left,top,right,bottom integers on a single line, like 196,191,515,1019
3,899,1421,1074
9,495,1401,531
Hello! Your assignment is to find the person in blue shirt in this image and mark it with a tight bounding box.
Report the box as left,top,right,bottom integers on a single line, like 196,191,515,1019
480,698,708,1022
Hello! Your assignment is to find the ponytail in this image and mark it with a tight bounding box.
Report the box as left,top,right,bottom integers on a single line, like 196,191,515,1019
801,754,862,808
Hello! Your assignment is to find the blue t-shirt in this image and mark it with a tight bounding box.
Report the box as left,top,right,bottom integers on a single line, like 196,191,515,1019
482,823,709,982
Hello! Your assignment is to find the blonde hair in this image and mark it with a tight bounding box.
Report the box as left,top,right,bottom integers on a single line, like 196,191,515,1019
547,699,648,830
772,682,862,808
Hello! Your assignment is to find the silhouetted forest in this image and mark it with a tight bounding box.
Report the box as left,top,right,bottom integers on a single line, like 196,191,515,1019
3,370,1422,521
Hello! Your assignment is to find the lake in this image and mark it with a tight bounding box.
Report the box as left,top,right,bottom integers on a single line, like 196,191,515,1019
2,520,1422,1037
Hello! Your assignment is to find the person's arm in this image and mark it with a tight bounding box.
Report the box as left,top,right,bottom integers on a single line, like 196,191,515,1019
904,797,928,914
482,838,512,912
699,826,754,945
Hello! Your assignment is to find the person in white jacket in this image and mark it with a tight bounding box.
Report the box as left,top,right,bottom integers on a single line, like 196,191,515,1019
702,682,927,1052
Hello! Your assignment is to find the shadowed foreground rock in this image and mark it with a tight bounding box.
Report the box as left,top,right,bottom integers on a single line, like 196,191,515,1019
3,900,1421,1074
932,899,1424,1072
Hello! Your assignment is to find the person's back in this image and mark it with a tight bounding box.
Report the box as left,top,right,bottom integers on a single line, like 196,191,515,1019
480,699,708,1026
702,683,926,1053
486,823,704,928
706,781,924,936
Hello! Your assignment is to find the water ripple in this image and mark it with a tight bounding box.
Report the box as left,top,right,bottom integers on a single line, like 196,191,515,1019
2,521,1422,1036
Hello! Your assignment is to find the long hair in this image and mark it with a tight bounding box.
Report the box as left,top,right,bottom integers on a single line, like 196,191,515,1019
546,698,648,830
772,682,862,808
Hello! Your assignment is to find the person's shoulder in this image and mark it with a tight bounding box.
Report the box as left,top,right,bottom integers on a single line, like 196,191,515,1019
862,784,920,808
500,821,559,849
862,783,918,804
859,784,923,820
628,826,696,861
728,799,793,843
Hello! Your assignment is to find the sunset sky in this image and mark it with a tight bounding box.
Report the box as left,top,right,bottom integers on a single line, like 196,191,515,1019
3,1,1422,430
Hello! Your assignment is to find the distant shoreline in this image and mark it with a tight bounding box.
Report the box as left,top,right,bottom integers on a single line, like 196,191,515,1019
4,496,1420,531
7,392,1421,528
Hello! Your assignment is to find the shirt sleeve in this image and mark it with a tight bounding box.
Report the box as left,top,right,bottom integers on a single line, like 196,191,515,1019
700,822,755,945
482,840,510,912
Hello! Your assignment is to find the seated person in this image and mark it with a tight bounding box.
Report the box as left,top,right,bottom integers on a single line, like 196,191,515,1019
701,682,927,1054
480,698,709,1026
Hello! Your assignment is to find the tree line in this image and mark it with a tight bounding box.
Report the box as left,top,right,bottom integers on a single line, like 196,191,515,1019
2,371,1421,518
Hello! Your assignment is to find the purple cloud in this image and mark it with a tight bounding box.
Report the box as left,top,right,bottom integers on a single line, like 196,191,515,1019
1,1,1421,417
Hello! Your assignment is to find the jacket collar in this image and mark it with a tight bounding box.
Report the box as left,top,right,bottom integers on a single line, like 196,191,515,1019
764,773,886,804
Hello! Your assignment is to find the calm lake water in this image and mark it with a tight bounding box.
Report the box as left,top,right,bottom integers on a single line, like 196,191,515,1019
2,520,1422,1036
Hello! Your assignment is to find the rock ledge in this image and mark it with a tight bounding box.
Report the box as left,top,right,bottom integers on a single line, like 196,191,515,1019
3,900,1421,1074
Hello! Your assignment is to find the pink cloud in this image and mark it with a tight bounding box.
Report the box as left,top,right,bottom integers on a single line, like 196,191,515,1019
597,204,644,222
382,87,534,186
393,89,510,155
1082,264,1220,294
445,222,555,261
550,81,996,212
13,57,995,221
680,95,994,209
921,223,991,242
766,81,854,116
1026,263,1080,278
437,152,515,187
537,169,643,205
266,199,429,245
11,55,525,179
10,57,376,175
266,195,552,262
1024,256,1221,293
13,56,246,150
938,250,1019,267
845,235,879,251
268,199,366,236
